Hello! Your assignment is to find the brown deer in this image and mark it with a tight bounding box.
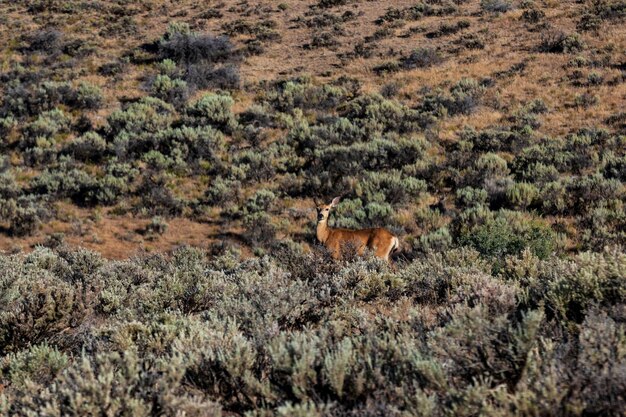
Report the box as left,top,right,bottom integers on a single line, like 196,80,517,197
315,197,400,261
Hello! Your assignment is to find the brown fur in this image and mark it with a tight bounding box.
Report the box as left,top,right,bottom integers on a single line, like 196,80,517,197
316,197,399,261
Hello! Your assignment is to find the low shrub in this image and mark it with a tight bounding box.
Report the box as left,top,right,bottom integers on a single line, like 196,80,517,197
135,173,183,216
185,63,241,90
574,92,599,108
419,78,486,116
150,75,189,107
417,227,453,253
159,22,234,64
62,132,107,162
539,30,585,53
21,29,63,53
401,47,443,69
0,245,624,415
458,212,557,262
0,263,78,352
481,0,514,13
243,212,277,246
144,216,168,235
308,32,340,49
318,0,348,8
0,197,47,237
506,181,539,209
185,93,237,132
21,108,70,142
107,97,175,137
71,82,103,109
522,8,545,23
424,21,460,38
456,186,488,208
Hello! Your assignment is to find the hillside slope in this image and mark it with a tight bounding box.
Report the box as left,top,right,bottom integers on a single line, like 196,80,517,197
0,0,624,258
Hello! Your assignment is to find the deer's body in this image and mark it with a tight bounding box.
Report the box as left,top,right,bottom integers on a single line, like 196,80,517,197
315,197,399,261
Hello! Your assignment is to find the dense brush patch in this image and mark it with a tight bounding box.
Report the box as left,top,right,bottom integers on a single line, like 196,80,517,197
0,1,625,413
0,245,625,416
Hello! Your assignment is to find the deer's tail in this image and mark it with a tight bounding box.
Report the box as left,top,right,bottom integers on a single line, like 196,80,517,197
391,236,400,254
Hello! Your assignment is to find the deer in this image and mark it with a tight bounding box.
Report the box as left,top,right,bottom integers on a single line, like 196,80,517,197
315,196,400,262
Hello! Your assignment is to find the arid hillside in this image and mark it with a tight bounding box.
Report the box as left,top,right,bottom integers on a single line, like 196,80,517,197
0,0,624,258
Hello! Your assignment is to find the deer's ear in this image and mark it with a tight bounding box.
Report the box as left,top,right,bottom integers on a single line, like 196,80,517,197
331,197,341,207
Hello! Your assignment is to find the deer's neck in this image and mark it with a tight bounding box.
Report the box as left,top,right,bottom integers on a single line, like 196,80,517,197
317,220,331,244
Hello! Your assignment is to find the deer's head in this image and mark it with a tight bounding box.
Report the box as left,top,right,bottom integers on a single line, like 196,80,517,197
315,197,340,223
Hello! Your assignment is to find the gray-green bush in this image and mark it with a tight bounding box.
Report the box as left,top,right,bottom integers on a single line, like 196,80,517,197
1,245,624,416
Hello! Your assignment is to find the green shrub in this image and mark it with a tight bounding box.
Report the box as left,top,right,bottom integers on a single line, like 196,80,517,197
0,344,68,388
401,47,443,69
186,62,241,90
63,131,107,162
266,79,348,113
475,152,510,179
159,22,234,64
567,174,624,214
0,116,16,138
185,93,237,132
205,176,242,206
0,197,46,237
150,74,189,107
574,92,598,108
344,94,435,133
0,264,77,352
430,306,541,386
459,213,556,261
0,172,19,199
602,155,626,181
232,148,278,182
539,30,585,53
243,211,277,246
107,97,175,137
318,0,348,7
506,182,539,209
21,108,70,141
518,162,559,185
419,78,486,116
417,227,453,253
578,12,603,31
456,187,488,208
135,173,183,216
244,189,277,214
145,216,168,235
328,198,366,228
522,7,545,23
426,20,470,38
579,201,626,249
358,170,427,205
72,82,104,109
481,0,514,13
0,245,625,415
157,59,178,77
157,23,240,90
316,137,426,180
